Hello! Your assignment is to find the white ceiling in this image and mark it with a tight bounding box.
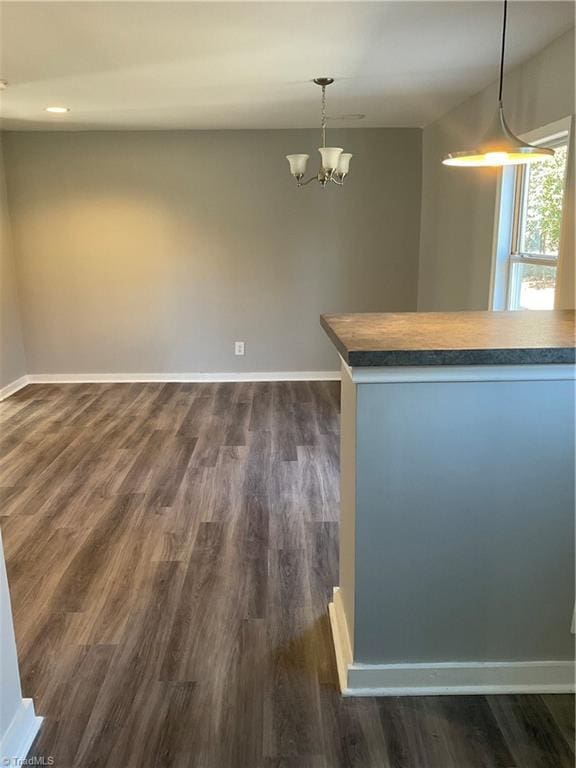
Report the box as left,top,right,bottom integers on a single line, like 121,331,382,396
0,1,573,130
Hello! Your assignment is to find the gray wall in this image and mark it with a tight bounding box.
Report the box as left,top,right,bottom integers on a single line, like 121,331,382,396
0,137,26,389
354,377,575,663
2,129,421,375
1,31,572,379
418,30,575,311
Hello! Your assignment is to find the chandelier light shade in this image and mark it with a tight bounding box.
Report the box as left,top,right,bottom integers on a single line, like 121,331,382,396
318,146,343,172
286,154,310,176
286,78,353,187
442,0,554,168
337,153,353,175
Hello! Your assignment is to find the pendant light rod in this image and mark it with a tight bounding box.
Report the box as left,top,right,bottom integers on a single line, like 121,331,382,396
498,0,508,104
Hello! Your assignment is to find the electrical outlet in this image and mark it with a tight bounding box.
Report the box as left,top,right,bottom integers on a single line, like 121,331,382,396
234,341,245,356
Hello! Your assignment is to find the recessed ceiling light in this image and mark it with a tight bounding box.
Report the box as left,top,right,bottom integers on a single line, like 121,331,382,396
45,106,70,114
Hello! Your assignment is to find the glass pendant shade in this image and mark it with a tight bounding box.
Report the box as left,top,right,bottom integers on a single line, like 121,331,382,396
318,147,343,172
443,105,555,167
336,152,353,175
286,154,309,176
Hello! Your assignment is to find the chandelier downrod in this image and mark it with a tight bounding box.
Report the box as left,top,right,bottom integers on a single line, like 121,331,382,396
313,77,333,149
321,85,326,149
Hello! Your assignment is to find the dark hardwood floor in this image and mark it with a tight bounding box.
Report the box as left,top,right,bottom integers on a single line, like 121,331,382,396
0,382,574,768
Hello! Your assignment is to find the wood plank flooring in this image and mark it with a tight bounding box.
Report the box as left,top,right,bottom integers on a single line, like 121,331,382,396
0,382,574,768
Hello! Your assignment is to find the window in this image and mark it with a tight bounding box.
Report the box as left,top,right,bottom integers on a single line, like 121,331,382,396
507,139,568,310
491,120,571,312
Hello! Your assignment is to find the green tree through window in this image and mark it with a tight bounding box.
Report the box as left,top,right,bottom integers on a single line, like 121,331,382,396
522,145,567,256
505,135,569,311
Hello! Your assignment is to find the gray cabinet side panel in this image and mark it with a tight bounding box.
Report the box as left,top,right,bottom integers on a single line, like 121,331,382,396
354,378,575,664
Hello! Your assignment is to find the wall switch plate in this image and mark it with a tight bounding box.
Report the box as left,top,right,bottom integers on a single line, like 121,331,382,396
234,341,245,356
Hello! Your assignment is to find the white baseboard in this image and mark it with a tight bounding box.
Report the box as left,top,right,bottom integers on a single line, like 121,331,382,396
0,372,340,400
329,587,575,697
328,587,353,694
26,371,341,384
0,698,43,764
0,375,29,402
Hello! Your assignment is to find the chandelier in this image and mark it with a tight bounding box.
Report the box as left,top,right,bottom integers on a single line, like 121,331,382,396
442,0,554,167
286,78,352,188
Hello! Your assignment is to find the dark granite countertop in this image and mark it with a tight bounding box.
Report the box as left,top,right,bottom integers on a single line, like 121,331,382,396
320,310,576,367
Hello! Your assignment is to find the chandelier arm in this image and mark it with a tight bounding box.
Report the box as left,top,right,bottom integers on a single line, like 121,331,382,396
296,175,319,187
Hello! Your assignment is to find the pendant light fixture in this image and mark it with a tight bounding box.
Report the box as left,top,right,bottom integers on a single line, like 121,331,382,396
443,0,554,167
286,78,352,187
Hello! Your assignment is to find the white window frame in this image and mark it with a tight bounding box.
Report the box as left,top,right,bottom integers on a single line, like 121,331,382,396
490,116,572,311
